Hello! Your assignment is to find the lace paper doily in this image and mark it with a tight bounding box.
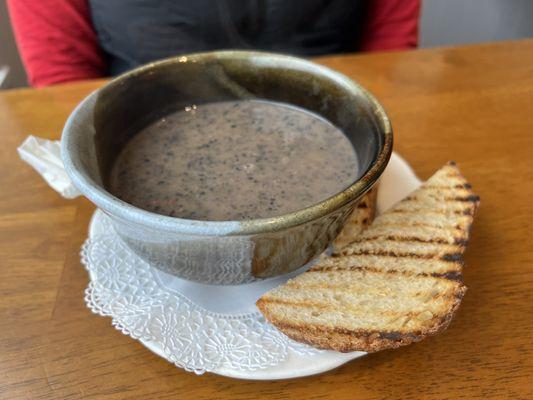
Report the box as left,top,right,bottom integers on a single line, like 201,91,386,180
82,212,324,375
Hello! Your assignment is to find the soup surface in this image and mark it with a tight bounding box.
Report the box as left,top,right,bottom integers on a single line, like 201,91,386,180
109,100,358,220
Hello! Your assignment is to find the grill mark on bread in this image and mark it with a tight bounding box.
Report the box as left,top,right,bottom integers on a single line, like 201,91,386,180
373,220,465,230
332,249,460,260
369,215,472,231
453,195,481,202
442,253,463,262
347,235,467,246
423,183,472,190
307,265,463,282
338,233,464,251
435,270,463,281
400,195,479,204
389,207,476,215
319,253,465,270
331,250,440,261
310,260,462,273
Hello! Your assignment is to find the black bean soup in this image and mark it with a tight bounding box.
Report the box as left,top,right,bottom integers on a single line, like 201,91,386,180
109,100,359,221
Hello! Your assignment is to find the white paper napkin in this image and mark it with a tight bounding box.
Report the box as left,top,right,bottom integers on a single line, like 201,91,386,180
17,135,80,199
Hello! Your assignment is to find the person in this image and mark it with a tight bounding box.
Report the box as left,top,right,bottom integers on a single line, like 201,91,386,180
8,0,420,87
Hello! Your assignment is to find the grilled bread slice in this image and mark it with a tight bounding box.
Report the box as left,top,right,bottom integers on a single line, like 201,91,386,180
257,162,479,352
332,186,378,252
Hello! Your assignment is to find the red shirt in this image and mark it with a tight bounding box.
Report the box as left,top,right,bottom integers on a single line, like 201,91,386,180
8,0,420,87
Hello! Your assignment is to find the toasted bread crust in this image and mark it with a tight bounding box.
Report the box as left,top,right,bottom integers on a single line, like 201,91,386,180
257,283,466,352
257,162,478,353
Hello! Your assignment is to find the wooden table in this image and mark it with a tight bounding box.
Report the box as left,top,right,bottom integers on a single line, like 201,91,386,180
1,40,532,399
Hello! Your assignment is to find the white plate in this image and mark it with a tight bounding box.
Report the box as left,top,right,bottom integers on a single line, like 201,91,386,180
85,152,421,380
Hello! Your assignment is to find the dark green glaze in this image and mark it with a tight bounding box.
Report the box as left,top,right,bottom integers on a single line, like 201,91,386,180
62,51,392,284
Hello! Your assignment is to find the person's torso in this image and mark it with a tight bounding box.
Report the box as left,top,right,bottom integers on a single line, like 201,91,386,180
88,0,367,75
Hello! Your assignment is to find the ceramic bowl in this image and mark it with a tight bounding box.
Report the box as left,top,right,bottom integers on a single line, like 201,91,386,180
61,51,392,284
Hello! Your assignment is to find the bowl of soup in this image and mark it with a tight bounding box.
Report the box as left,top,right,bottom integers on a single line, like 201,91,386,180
61,51,392,284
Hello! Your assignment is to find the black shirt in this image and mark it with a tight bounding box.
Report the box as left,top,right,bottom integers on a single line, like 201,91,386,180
89,0,367,75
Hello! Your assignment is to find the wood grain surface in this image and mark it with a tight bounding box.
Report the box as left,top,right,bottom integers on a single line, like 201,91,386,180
1,40,532,399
